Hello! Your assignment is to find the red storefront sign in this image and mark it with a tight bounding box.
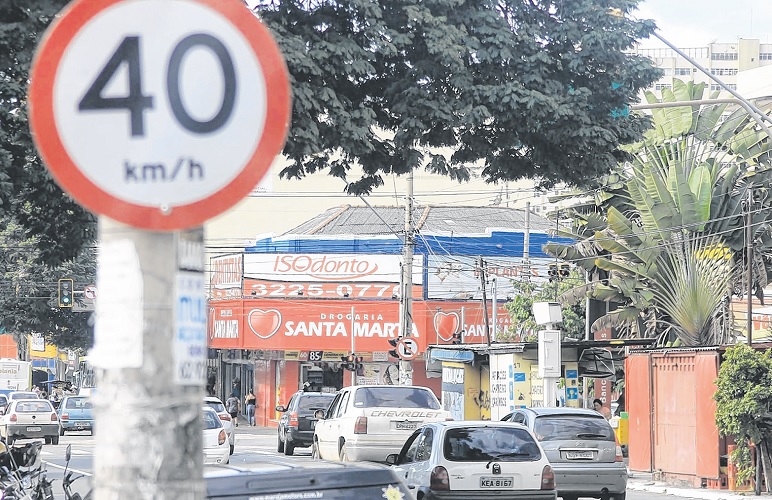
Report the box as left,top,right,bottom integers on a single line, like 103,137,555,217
208,299,511,353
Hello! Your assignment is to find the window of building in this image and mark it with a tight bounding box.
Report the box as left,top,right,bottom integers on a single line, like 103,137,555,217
674,68,692,75
710,84,737,91
760,53,772,61
710,52,738,61
710,68,738,76
655,83,672,91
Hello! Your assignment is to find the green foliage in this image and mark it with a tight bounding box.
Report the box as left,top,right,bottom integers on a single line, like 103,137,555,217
715,344,772,483
255,0,661,194
501,268,585,341
544,81,772,344
0,220,94,351
0,1,97,352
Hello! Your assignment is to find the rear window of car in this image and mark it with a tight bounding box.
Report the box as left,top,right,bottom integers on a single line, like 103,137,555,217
297,395,335,411
353,387,440,409
64,397,93,410
202,411,222,430
16,401,53,413
533,415,615,442
443,426,541,462
206,401,226,413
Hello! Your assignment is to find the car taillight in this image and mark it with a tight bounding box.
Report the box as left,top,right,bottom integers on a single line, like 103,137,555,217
218,430,226,445
615,444,624,462
51,413,58,422
430,466,449,491
288,412,298,427
354,416,367,434
60,413,69,421
9,414,16,422
218,414,231,422
541,464,555,490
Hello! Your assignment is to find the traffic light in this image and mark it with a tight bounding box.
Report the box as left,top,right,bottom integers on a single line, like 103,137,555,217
355,356,364,376
340,354,356,371
58,278,74,308
547,264,558,282
387,338,400,359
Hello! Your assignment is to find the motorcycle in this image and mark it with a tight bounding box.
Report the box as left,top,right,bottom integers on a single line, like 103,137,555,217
61,444,90,500
0,441,53,500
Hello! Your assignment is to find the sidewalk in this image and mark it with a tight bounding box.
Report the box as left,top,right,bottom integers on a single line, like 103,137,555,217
235,422,765,498
628,470,763,499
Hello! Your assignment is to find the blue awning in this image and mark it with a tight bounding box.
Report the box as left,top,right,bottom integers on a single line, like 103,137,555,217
429,348,475,363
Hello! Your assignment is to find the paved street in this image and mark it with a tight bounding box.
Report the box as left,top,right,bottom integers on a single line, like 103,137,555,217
22,426,742,500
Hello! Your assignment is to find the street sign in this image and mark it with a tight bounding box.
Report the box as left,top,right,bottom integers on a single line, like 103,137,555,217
28,0,291,231
84,285,98,300
397,338,418,360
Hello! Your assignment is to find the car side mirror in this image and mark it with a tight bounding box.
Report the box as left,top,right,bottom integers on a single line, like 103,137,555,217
275,405,286,412
314,409,325,420
385,453,399,465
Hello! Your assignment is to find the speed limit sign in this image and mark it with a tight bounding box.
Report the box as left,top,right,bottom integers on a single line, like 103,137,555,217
28,0,291,231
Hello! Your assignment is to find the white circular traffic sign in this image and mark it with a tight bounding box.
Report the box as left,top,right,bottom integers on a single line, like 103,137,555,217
84,285,98,300
28,0,291,231
397,338,419,360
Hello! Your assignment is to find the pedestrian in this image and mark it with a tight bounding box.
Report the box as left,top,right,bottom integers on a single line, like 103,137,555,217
245,390,256,426
226,394,240,427
593,398,612,420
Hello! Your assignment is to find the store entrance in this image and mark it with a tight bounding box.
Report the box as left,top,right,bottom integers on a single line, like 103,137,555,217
300,362,343,393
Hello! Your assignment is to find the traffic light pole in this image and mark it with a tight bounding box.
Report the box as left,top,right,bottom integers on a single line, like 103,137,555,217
90,218,206,499
398,171,414,386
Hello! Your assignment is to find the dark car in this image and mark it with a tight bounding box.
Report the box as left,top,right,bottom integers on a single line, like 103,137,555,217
276,391,335,456
205,461,412,500
502,407,627,500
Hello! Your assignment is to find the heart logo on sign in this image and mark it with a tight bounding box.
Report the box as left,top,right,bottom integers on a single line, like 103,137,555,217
248,309,282,339
434,312,460,342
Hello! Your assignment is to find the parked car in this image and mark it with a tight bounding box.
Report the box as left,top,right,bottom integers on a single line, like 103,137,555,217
313,385,452,463
205,461,412,499
502,407,627,500
276,391,335,456
386,421,556,499
202,406,230,465
0,395,8,414
0,399,60,445
204,396,235,455
57,396,94,435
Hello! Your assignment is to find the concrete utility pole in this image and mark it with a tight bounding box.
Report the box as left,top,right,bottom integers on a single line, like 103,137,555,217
479,257,491,346
399,170,415,386
91,219,206,499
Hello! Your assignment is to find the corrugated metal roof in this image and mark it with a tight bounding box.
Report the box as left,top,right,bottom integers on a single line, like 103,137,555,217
284,205,557,236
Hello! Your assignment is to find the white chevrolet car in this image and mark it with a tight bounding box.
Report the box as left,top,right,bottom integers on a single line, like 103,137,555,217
204,396,235,455
312,385,451,463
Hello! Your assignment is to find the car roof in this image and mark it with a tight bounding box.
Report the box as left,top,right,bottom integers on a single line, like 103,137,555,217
204,396,224,403
425,420,531,431
205,461,405,497
523,407,606,418
294,391,334,397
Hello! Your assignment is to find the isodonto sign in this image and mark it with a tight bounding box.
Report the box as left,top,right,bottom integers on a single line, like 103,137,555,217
27,0,291,231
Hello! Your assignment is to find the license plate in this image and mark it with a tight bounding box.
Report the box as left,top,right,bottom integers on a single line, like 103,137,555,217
395,421,417,430
26,427,41,432
480,476,513,488
566,451,593,459
74,423,87,428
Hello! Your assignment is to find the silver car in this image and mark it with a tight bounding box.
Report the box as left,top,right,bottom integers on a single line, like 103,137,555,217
502,407,626,500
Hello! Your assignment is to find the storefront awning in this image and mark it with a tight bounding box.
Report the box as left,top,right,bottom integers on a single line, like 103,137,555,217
429,348,475,363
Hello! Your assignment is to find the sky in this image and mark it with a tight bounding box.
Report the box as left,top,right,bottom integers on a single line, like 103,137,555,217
635,0,772,48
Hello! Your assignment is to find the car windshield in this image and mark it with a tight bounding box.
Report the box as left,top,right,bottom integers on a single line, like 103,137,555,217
202,410,222,430
298,395,334,411
353,387,440,409
64,397,93,410
444,426,541,462
206,401,226,413
533,415,615,442
16,401,53,413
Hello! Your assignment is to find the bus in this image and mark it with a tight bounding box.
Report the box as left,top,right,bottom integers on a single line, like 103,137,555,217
76,356,97,396
0,359,32,394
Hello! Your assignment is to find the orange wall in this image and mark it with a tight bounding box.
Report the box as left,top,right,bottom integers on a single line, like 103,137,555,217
0,335,19,359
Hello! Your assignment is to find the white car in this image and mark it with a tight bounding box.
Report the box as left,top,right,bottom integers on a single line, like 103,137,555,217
312,385,451,463
204,396,235,455
387,421,557,499
202,406,229,465
0,399,61,446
